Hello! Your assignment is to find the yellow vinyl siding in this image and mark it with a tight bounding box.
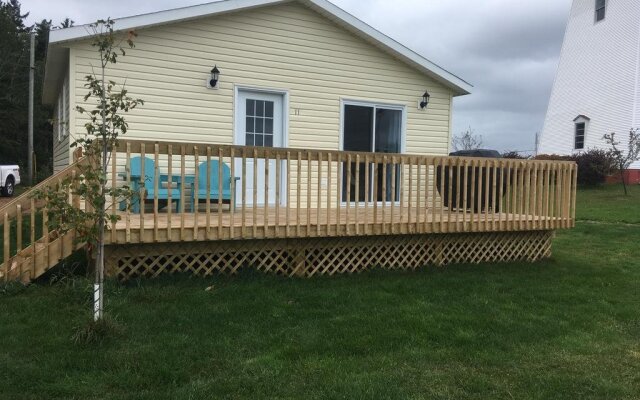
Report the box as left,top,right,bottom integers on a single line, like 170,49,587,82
71,2,453,153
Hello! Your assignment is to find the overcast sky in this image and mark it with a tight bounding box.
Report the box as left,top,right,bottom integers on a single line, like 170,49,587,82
21,0,572,153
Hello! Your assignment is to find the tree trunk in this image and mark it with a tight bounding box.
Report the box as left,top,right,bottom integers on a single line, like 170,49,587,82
620,164,628,196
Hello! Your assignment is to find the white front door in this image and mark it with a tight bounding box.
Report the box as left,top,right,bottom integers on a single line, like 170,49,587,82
235,89,285,206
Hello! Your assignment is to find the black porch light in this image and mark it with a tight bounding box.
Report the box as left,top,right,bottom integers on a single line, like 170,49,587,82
209,65,220,88
420,91,430,109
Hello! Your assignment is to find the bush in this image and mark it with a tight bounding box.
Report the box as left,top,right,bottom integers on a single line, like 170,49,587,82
535,150,615,186
502,151,530,159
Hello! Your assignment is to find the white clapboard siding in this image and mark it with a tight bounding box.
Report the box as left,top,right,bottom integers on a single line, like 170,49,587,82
540,0,640,168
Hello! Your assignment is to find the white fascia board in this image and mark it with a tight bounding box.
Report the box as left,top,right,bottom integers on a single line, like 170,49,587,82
49,0,288,44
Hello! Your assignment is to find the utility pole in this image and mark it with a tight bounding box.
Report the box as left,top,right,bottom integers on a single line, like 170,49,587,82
28,32,35,185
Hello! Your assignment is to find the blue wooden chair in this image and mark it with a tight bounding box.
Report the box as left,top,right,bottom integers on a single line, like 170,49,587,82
125,156,183,213
190,160,239,212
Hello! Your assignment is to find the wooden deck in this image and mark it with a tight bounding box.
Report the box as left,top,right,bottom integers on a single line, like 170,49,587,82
1,140,578,283
108,207,568,244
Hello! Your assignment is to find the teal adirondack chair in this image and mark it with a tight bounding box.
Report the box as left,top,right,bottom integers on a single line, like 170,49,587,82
190,160,239,211
126,156,183,213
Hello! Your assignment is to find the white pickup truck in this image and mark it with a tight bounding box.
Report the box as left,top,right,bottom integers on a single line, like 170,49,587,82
0,165,20,197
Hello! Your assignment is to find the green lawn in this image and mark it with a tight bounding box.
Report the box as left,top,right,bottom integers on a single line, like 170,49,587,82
1,185,639,399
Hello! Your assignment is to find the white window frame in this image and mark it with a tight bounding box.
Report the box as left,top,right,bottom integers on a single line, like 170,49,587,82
574,116,589,151
339,99,407,205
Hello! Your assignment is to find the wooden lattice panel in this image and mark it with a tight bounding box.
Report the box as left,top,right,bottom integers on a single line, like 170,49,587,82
106,231,554,281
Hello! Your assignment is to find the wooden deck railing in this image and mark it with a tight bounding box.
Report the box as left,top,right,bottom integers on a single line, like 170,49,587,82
106,140,577,244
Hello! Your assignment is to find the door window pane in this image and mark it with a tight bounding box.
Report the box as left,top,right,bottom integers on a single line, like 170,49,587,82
246,99,255,116
256,100,265,117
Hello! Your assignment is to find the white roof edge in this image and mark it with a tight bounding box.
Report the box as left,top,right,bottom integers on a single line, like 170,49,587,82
48,0,472,95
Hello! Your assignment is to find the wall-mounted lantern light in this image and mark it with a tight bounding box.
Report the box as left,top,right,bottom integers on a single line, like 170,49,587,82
208,65,220,89
419,91,430,110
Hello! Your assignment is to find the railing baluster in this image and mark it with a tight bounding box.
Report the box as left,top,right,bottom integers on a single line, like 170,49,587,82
408,158,413,234
253,148,258,238
373,161,378,233
431,160,438,233
154,143,160,242
470,159,476,232
194,146,200,240
381,156,387,234
275,151,280,238
455,158,461,232
491,159,498,231
498,160,505,231
423,157,429,233
415,158,420,233
286,151,291,238
16,205,22,254
180,145,186,241
167,145,173,241
206,147,212,239
327,153,332,235
111,147,117,243
218,147,223,240
296,151,302,237
140,143,146,242
265,149,270,238
355,154,360,235
364,154,370,235
4,213,10,280
125,142,131,242
230,148,236,238
346,154,351,236
307,151,312,237
504,160,512,231
571,164,578,227
336,153,342,235
476,160,483,232
484,159,491,231
317,152,322,237
390,156,396,234
462,159,469,231
242,148,247,238
439,157,446,233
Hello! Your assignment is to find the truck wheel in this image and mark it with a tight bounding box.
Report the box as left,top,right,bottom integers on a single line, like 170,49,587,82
2,177,14,197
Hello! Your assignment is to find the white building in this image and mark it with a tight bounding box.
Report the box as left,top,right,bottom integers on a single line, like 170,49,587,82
539,0,640,176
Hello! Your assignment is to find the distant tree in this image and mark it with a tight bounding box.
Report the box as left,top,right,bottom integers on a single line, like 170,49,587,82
452,127,483,152
603,128,640,195
58,17,74,28
0,0,76,182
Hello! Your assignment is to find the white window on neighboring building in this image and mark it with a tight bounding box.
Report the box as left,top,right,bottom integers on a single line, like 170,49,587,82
595,0,606,22
573,115,590,150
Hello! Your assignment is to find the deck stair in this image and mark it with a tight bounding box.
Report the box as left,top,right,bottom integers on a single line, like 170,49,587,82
1,160,87,284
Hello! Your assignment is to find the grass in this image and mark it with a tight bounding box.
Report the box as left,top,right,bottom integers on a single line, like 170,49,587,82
576,183,640,223
0,186,639,399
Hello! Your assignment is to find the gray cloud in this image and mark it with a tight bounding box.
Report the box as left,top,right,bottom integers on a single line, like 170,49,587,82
21,0,572,153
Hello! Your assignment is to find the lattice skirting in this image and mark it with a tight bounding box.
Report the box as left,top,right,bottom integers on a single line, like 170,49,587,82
105,231,554,281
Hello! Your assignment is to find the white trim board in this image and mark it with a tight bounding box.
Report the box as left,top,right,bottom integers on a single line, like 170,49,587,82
44,0,471,104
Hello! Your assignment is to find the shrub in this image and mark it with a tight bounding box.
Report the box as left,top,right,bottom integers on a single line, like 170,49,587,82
573,149,616,186
535,150,615,186
502,151,530,159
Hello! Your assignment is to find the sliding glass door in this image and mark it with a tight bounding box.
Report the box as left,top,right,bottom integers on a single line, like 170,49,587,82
342,103,403,203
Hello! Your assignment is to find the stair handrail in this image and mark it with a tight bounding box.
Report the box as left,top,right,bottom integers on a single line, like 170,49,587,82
0,157,88,220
